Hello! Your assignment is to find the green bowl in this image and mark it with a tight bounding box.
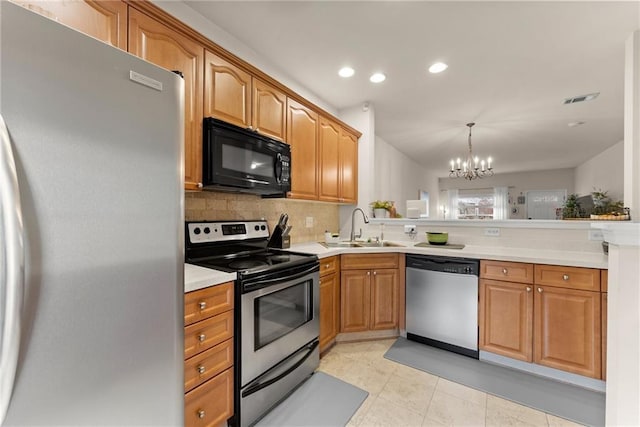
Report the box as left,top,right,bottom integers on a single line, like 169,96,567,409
426,232,448,245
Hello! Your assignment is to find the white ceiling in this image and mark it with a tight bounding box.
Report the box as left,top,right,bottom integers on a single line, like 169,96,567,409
184,1,639,178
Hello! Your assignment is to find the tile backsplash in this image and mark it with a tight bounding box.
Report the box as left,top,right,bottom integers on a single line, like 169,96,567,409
185,192,339,244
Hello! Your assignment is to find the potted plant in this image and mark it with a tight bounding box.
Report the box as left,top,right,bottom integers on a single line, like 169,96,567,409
562,194,585,219
370,200,392,218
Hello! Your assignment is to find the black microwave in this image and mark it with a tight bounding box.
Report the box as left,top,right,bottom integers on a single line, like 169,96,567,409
202,118,291,197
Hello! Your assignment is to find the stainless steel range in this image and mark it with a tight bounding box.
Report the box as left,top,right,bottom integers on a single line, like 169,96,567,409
185,220,320,427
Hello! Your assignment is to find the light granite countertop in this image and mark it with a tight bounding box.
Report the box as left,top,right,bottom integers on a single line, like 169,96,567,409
289,241,609,269
185,241,608,293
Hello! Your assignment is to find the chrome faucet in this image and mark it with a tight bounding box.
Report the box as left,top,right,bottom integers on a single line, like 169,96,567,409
350,208,370,241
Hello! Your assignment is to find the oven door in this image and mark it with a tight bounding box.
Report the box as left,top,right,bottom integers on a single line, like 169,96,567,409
240,263,319,386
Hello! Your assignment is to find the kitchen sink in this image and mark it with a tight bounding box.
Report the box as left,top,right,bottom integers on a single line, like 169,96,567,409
319,241,405,248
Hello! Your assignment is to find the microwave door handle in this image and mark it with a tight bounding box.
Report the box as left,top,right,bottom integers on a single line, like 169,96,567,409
274,153,283,184
241,340,318,398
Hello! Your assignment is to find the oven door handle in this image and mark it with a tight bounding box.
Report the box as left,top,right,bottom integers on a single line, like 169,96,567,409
241,340,318,398
243,263,319,291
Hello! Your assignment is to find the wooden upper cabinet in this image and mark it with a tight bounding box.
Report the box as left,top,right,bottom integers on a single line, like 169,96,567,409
339,129,358,204
13,0,127,49
534,286,601,378
252,78,286,141
204,50,252,129
287,99,319,200
318,117,359,204
318,118,341,202
479,279,533,362
128,8,204,191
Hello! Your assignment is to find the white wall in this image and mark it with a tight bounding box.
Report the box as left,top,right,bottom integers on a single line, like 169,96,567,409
151,1,337,116
374,136,439,217
574,140,624,201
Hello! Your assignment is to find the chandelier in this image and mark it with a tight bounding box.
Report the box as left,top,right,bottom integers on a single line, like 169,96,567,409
449,122,494,180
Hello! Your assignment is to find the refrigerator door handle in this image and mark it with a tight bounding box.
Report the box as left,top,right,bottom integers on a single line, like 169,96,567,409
0,114,25,424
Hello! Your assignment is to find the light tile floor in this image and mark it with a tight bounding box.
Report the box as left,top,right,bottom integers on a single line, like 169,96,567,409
318,339,584,427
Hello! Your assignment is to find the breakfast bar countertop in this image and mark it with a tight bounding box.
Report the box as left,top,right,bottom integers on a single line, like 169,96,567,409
289,241,609,269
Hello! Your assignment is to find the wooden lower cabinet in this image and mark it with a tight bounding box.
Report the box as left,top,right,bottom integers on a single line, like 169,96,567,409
602,292,607,380
185,368,233,427
479,279,533,362
533,285,601,378
340,254,399,333
184,282,234,427
319,272,340,352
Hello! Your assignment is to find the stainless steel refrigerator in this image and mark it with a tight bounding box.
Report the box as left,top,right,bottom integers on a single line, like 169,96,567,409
0,2,184,425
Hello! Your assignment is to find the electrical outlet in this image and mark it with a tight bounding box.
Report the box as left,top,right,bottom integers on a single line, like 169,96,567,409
305,216,314,228
404,225,417,234
589,229,604,241
484,227,500,237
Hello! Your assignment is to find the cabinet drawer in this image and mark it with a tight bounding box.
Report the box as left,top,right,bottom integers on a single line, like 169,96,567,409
341,253,398,270
480,260,534,284
185,368,234,427
185,338,233,393
185,282,234,326
320,256,339,277
185,310,233,360
534,264,600,291
601,270,608,292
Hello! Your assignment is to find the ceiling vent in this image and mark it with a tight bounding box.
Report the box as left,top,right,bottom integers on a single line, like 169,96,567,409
563,92,599,104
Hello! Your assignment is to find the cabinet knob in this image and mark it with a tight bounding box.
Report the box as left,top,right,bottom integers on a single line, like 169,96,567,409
526,287,531,292
562,274,569,281
319,279,322,285
246,126,253,130
325,264,330,269
537,287,543,293
502,268,508,275
255,127,260,132
197,182,203,189
367,271,370,276
198,334,206,342
373,271,377,275
198,301,207,310
197,410,206,419
197,365,206,374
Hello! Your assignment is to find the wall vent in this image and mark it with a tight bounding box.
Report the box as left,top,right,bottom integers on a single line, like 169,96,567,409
563,92,599,104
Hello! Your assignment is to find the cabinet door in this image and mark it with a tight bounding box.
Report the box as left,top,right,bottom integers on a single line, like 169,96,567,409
318,117,341,202
339,129,358,204
204,50,252,129
319,273,340,352
602,292,607,380
479,279,533,362
370,269,398,330
128,9,204,191
534,286,601,378
252,78,286,141
340,270,370,332
287,99,318,200
13,0,127,49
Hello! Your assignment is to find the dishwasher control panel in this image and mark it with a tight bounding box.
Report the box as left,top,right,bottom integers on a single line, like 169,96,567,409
406,255,479,275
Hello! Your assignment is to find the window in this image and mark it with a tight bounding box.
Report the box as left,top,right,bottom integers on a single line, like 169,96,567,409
456,188,494,219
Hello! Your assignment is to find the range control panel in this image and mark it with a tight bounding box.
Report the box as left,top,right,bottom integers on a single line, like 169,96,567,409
187,220,270,244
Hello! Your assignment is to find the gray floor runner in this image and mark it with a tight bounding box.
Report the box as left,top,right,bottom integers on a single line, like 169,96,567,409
385,338,605,427
255,371,368,427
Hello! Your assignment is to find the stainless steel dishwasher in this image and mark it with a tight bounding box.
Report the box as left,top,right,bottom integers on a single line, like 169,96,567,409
406,254,480,358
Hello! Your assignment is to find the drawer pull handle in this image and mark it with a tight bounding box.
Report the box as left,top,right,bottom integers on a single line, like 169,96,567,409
538,287,543,293
198,334,206,342
526,287,531,292
198,301,207,310
197,410,206,419
197,365,206,374
562,274,569,281
502,268,508,275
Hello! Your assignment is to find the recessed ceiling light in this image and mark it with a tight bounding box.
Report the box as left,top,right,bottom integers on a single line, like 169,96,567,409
428,62,448,73
369,72,386,83
338,67,355,78
568,121,586,127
